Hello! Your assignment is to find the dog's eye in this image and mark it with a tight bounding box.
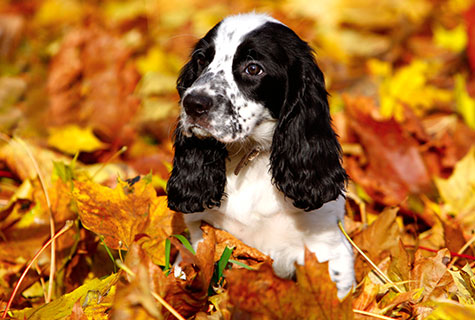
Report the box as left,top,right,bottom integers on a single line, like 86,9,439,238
245,63,263,76
195,53,206,66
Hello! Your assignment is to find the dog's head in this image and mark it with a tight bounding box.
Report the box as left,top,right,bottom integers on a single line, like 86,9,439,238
168,13,347,213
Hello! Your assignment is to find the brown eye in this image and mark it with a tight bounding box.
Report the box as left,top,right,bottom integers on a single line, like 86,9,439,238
195,53,206,66
245,63,263,76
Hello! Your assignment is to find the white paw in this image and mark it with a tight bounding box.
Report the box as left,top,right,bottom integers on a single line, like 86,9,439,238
328,255,355,300
173,265,187,280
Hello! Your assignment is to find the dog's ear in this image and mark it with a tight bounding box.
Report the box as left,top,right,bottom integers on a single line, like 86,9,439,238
270,44,347,211
167,124,227,213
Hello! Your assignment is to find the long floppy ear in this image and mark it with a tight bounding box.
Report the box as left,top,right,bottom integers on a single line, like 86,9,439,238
167,124,227,213
270,46,347,211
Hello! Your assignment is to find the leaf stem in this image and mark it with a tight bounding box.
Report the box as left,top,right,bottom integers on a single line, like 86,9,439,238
115,259,186,320
337,220,403,293
1,221,74,319
14,137,57,303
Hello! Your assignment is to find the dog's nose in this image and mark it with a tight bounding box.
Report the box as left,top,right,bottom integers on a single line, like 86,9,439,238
182,93,213,118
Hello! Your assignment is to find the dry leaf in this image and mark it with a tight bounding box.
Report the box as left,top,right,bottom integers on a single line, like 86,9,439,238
226,249,353,319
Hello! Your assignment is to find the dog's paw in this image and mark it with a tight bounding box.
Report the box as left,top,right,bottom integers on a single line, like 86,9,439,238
328,255,355,300
173,265,187,280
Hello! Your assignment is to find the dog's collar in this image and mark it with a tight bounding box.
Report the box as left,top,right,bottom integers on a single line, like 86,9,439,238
234,148,261,175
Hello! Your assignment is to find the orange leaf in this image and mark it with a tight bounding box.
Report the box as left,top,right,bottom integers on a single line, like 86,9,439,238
226,249,353,319
74,178,155,250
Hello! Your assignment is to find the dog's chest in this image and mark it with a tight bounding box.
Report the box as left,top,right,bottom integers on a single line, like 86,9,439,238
219,152,295,222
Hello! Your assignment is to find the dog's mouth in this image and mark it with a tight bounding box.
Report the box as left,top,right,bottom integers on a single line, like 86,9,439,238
190,124,212,138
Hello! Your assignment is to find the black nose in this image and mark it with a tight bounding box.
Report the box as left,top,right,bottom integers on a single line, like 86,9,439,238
182,93,213,118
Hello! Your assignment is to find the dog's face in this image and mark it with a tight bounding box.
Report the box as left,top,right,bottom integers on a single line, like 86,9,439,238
169,13,347,213
177,14,292,143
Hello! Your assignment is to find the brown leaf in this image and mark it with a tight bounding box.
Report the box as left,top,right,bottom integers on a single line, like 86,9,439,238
352,207,400,281
344,95,432,206
202,223,272,268
47,23,140,144
112,243,164,320
161,226,217,319
226,249,353,319
410,248,453,301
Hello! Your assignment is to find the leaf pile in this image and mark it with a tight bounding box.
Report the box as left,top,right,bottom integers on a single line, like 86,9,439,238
0,0,475,319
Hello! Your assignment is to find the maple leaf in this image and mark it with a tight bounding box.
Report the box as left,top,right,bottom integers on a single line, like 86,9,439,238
74,178,183,260
160,224,217,319
74,178,154,250
344,95,432,207
226,249,353,320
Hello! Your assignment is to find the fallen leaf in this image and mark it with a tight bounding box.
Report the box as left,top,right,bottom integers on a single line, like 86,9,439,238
352,207,400,280
435,147,475,229
427,300,475,319
47,23,140,144
410,248,453,301
344,95,432,207
47,125,107,155
74,178,155,250
112,243,164,319
12,273,118,319
448,264,475,305
226,249,353,319
454,75,475,130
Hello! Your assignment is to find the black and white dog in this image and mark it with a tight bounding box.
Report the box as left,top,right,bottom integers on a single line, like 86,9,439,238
167,13,354,299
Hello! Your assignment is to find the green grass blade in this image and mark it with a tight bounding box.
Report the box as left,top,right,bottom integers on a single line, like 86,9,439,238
164,238,171,275
172,234,195,255
229,259,254,270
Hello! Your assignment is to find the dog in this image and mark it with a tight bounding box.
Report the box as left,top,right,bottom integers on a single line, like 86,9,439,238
167,13,355,299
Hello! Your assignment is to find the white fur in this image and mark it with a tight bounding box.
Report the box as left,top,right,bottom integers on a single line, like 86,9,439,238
180,14,278,143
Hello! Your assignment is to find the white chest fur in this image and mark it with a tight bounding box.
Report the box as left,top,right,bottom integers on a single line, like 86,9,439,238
183,152,354,295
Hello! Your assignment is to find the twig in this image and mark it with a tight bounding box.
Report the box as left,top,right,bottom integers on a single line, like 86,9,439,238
337,221,403,294
116,259,186,320
1,221,74,319
448,235,475,268
91,146,127,179
14,137,56,303
403,245,475,261
151,291,186,320
353,309,397,320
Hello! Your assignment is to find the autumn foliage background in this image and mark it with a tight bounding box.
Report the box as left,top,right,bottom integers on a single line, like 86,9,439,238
0,0,475,319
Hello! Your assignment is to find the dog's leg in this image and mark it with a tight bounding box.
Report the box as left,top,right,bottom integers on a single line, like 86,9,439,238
173,217,205,279
305,225,355,300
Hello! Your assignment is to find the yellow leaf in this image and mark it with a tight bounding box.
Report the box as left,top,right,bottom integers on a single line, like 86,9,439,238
74,178,155,249
427,301,475,320
435,147,475,228
135,46,182,76
433,24,467,53
12,274,118,319
454,75,475,130
376,60,452,120
35,0,83,26
74,178,183,260
47,125,106,155
139,196,183,266
448,264,475,305
103,0,146,23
